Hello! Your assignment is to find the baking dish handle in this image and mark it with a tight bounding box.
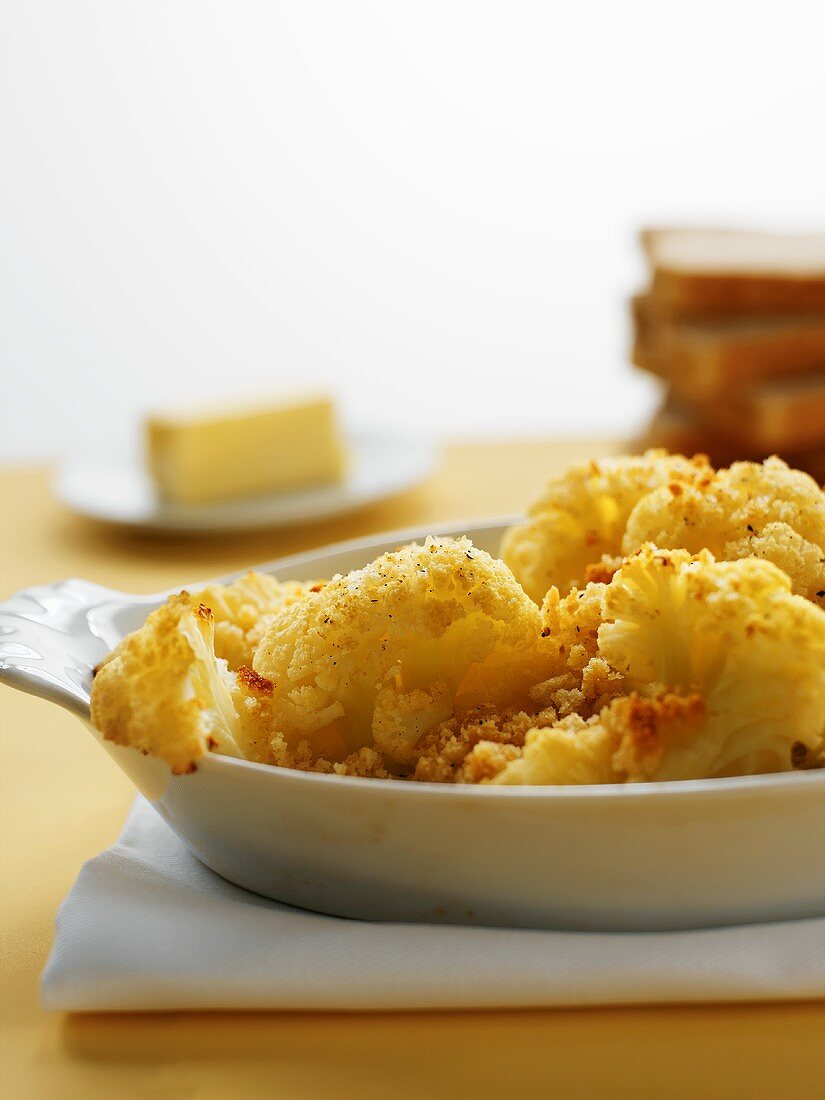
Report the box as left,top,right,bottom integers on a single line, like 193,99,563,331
0,579,132,719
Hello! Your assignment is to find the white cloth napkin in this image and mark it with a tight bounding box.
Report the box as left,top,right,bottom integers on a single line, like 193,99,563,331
42,797,825,1012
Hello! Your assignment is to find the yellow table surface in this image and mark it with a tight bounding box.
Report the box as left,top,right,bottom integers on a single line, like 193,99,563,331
1,441,823,1100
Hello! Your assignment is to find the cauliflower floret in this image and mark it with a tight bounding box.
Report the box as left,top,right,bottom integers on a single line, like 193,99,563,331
492,711,619,785
623,457,825,607
600,546,825,776
501,450,708,602
249,537,552,768
91,594,245,774
195,571,321,669
493,546,825,785
491,693,707,785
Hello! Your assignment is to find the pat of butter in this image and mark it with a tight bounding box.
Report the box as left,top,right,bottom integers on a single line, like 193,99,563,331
145,394,346,504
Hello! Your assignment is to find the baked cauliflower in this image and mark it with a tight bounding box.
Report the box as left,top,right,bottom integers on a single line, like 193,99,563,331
248,537,553,768
91,571,319,772
492,546,825,785
89,451,825,788
91,538,552,775
195,571,321,669
503,452,825,607
91,594,245,774
501,450,708,603
622,457,825,607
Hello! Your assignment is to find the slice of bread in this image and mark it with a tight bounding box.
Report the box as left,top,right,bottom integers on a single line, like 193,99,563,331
637,393,825,481
641,228,825,316
637,396,723,459
632,294,825,398
698,370,825,451
643,371,825,453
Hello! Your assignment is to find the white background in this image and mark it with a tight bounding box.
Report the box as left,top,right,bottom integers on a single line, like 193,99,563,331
2,0,824,462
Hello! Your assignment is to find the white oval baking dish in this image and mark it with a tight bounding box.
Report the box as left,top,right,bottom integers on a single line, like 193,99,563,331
1,518,823,932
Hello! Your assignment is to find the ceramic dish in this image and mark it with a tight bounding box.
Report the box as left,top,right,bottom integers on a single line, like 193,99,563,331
1,519,823,932
54,430,438,533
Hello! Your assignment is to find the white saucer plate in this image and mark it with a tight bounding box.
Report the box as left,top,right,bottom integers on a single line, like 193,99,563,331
54,431,438,533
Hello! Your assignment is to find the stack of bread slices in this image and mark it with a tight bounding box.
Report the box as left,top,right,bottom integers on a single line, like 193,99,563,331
633,227,825,478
